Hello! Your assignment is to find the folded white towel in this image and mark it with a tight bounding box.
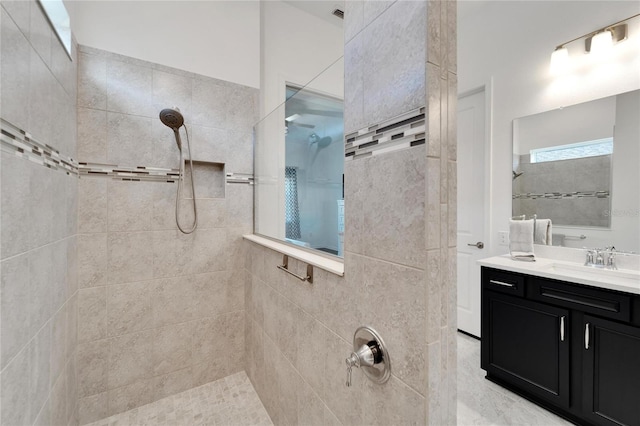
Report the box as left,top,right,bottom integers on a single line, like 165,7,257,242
534,219,552,245
510,252,536,262
510,219,535,259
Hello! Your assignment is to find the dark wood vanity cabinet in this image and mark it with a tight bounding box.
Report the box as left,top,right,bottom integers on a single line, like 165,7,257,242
582,315,640,426
481,267,640,426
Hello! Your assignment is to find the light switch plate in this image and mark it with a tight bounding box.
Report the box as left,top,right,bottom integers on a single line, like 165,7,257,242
498,231,509,246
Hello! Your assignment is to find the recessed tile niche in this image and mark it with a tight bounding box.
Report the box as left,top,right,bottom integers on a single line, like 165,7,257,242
183,160,226,199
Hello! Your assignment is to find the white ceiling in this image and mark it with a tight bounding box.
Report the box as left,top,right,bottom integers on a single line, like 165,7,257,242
283,0,345,28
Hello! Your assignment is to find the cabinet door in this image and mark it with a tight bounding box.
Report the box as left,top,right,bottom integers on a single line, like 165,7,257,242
582,315,640,426
482,291,570,407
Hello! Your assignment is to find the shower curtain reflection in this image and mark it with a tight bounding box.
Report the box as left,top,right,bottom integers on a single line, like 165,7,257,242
285,166,301,240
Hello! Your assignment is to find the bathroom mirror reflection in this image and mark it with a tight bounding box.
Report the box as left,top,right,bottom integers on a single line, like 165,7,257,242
512,89,640,252
254,58,345,257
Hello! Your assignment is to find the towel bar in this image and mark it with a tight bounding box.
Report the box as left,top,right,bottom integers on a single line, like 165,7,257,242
277,255,313,284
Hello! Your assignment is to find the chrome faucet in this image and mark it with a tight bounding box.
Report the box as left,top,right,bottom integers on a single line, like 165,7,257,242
585,247,617,270
605,246,617,270
595,249,605,267
584,249,597,267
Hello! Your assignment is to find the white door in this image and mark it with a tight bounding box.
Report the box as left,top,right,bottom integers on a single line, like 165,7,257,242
457,89,486,338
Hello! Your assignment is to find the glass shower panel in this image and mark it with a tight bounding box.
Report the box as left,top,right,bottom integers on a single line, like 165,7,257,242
254,58,344,257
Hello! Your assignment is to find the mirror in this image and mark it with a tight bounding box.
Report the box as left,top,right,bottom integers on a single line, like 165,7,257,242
513,89,639,253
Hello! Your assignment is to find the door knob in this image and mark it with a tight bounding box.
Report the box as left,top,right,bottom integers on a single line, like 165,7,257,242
468,241,484,249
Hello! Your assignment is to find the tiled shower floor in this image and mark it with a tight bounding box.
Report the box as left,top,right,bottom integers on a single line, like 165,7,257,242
85,372,272,426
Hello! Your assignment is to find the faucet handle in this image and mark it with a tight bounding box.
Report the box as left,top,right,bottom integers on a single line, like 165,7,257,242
585,249,596,265
606,250,617,270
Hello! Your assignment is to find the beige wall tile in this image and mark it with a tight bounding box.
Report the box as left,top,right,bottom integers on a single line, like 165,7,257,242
51,303,69,385
78,287,107,343
322,328,363,425
107,377,155,417
108,330,154,389
153,322,193,376
29,244,54,336
1,253,30,369
153,367,193,400
362,0,426,126
51,369,68,426
295,313,325,401
152,276,194,327
107,181,155,232
77,52,106,110
362,375,426,425
192,271,238,319
77,108,107,164
78,393,108,426
77,339,108,398
107,281,155,337
106,112,154,167
107,232,154,284
78,233,108,288
1,154,31,258
361,257,427,394
29,322,52,425
106,59,153,117
362,148,426,268
320,252,363,343
0,345,30,426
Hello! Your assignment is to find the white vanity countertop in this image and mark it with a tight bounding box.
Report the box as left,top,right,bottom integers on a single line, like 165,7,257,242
478,255,640,295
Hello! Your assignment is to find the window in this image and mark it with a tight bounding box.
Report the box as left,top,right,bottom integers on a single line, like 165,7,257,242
38,0,72,58
530,138,613,163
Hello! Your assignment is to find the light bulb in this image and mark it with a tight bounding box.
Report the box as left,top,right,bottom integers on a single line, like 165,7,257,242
590,30,613,58
549,46,569,75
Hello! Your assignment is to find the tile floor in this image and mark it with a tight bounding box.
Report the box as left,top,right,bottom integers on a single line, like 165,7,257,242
457,332,574,426
85,334,574,426
85,372,272,426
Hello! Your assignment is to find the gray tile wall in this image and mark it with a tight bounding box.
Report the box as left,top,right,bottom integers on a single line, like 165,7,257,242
1,1,79,425
74,46,258,424
245,1,457,424
513,154,612,227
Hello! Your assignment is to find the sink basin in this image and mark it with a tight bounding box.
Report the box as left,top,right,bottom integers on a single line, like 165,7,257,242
543,262,640,288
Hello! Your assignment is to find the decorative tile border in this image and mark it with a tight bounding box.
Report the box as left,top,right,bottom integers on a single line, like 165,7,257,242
79,162,180,182
0,118,78,175
344,107,426,160
226,172,255,185
2,117,254,184
513,191,610,200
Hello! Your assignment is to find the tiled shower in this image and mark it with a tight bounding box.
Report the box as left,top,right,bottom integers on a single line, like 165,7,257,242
74,46,257,423
1,1,79,424
1,0,458,425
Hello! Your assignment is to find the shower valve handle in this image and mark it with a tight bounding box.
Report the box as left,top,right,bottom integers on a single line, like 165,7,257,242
345,341,382,387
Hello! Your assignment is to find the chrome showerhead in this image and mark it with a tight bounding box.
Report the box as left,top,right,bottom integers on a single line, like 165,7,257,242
159,107,184,129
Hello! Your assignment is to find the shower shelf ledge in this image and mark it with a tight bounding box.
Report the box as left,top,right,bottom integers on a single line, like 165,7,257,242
244,234,344,277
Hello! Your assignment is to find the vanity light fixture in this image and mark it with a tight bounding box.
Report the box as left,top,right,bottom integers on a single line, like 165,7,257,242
549,13,638,74
550,46,569,75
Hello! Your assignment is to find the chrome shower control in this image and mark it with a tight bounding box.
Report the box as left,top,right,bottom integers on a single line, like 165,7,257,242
345,326,391,387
